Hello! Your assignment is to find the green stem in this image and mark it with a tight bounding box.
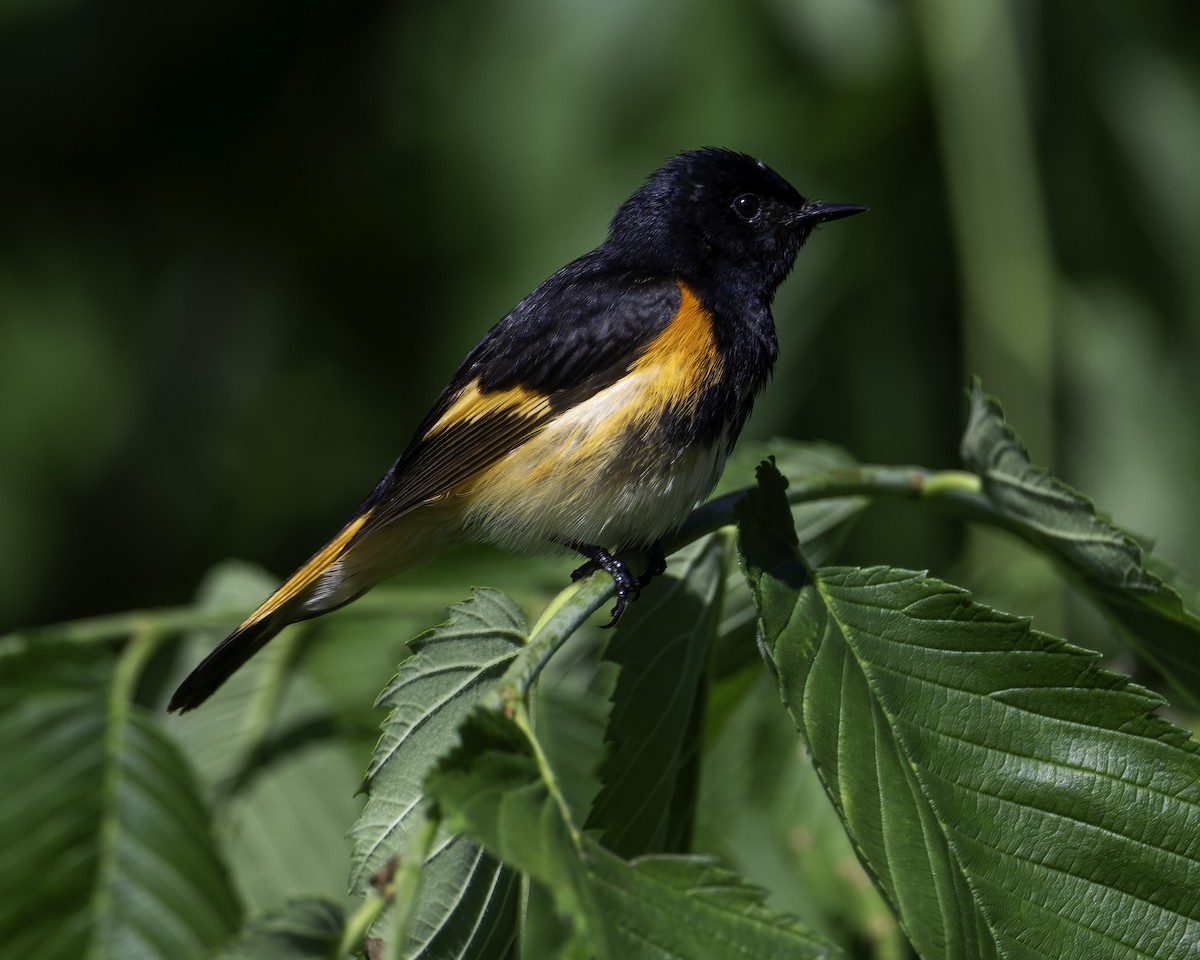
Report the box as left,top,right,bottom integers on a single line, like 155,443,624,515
512,700,578,837
337,811,437,959
0,584,463,648
492,575,609,705
338,892,387,960
385,812,439,959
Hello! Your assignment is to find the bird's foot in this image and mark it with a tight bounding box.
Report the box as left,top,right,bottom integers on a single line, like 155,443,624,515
568,540,667,627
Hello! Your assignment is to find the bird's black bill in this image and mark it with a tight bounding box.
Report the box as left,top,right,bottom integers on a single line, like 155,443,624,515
795,201,869,225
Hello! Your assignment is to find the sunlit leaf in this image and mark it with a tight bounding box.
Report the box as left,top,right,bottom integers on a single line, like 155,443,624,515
740,460,1200,959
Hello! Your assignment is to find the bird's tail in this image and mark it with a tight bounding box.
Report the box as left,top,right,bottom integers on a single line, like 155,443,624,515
167,610,293,712
168,514,371,713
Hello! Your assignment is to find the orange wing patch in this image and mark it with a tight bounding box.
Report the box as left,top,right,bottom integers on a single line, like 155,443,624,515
426,380,552,437
365,286,723,552
458,283,729,551
630,282,724,413
357,377,560,537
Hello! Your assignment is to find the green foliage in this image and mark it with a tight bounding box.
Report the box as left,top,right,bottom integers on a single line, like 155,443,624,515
6,3,1200,956
5,385,1199,958
428,706,836,960
348,589,524,957
741,469,1200,957
584,536,725,857
217,900,344,960
960,381,1200,708
0,679,241,960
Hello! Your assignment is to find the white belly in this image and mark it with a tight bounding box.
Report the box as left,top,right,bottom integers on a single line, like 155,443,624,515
460,371,729,551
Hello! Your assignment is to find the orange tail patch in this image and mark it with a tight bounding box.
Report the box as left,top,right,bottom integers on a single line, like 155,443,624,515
237,510,372,629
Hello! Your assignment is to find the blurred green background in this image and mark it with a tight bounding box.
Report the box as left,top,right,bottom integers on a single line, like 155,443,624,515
2,0,1198,634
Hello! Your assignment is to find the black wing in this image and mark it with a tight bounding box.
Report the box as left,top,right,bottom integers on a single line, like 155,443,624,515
357,255,682,534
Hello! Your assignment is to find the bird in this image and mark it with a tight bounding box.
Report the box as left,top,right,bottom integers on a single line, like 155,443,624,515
168,147,866,712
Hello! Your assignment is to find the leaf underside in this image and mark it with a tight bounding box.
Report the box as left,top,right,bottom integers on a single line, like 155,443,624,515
960,380,1200,709
348,588,526,958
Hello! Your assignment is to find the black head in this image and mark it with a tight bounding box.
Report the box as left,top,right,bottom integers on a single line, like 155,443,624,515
607,147,865,306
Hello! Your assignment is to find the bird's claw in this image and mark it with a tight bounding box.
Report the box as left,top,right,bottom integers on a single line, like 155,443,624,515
567,541,665,627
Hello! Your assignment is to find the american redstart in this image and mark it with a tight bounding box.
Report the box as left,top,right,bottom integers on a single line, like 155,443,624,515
169,147,865,712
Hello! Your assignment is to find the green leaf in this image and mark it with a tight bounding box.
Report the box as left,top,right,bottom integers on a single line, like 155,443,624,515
740,461,1200,959
960,380,1200,707
0,690,242,960
428,701,839,960
432,706,600,957
403,839,516,959
587,850,837,960
585,535,725,857
1097,551,1200,708
162,561,298,793
0,636,111,702
961,381,1157,591
348,588,525,958
710,440,869,664
218,722,365,917
217,899,344,960
533,649,613,819
515,881,577,960
696,669,903,956
715,438,869,564
164,563,366,916
298,587,455,733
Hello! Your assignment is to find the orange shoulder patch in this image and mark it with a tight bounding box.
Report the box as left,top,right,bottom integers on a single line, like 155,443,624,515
630,281,724,415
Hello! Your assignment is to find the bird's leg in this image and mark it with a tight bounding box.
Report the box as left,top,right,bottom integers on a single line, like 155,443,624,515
569,543,638,627
636,540,667,589
566,540,667,627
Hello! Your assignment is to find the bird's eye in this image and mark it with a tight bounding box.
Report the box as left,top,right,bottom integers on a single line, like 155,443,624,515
733,193,761,220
